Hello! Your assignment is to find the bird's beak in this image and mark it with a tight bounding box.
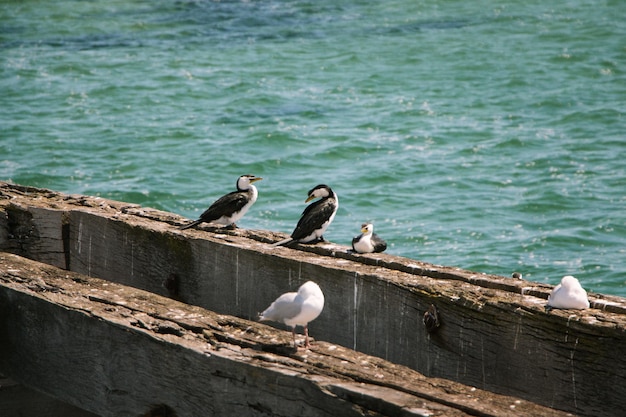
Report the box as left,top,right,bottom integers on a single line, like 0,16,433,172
361,227,368,233
251,177,263,183
305,195,315,203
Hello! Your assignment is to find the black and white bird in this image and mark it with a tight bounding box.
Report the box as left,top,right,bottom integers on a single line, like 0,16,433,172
273,184,338,246
180,174,262,230
351,223,387,253
259,280,325,349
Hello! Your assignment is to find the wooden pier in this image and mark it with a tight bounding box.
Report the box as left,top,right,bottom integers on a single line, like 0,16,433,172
1,181,625,416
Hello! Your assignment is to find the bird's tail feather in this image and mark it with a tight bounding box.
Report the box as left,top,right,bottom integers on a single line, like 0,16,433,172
179,219,202,230
272,237,293,247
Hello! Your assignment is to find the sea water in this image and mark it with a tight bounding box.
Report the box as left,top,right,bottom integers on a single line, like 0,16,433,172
1,0,624,294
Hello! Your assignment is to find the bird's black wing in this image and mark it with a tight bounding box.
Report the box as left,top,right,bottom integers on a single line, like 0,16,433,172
291,198,336,240
199,190,249,222
351,233,363,250
372,233,387,253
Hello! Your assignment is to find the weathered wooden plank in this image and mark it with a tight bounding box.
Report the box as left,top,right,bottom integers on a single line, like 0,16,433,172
0,374,98,417
0,201,67,269
0,253,568,417
2,181,626,416
64,210,626,416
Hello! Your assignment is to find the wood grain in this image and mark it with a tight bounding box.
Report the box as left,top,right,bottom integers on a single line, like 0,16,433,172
0,253,571,417
2,180,625,416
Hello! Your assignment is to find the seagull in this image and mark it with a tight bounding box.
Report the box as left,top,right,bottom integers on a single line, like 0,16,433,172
352,223,387,253
511,272,523,280
259,281,325,348
180,174,262,230
273,184,338,246
547,275,590,310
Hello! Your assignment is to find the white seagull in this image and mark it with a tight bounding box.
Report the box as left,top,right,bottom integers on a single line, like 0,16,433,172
547,275,590,310
259,281,325,348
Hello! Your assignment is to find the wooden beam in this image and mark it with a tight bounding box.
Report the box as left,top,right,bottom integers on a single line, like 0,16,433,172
2,181,626,416
0,373,98,417
0,253,568,417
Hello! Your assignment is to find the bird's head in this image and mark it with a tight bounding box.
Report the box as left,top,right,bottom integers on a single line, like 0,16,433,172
360,223,374,235
305,184,332,202
237,175,263,190
298,281,323,299
560,275,579,289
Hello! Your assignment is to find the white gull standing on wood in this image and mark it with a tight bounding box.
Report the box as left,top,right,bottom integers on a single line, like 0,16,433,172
259,281,325,348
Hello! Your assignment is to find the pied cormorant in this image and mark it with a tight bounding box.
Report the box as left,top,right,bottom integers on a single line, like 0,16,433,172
273,184,338,246
351,223,387,253
180,174,262,230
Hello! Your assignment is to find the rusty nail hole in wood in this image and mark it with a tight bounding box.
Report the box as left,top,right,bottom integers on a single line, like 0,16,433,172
423,304,441,333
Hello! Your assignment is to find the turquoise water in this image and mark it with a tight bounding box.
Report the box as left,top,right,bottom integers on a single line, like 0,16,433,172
2,1,625,295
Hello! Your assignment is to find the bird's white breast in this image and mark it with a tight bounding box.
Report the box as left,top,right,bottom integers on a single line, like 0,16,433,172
284,282,325,327
353,234,374,253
